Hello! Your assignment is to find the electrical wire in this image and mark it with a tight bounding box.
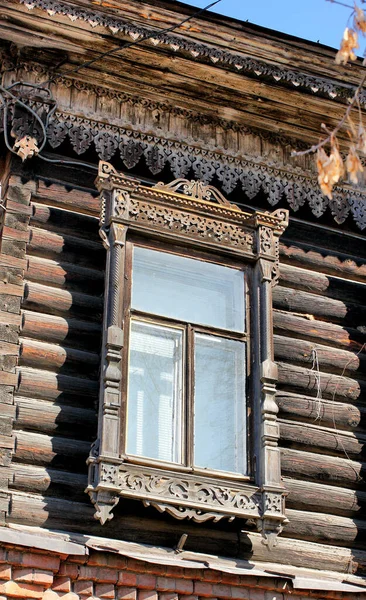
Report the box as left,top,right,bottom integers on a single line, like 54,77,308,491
0,0,222,171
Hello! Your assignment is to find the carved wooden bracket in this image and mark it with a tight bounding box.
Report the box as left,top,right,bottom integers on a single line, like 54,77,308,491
86,161,289,546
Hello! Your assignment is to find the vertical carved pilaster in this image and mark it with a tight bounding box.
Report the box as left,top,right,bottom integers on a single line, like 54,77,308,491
87,221,127,524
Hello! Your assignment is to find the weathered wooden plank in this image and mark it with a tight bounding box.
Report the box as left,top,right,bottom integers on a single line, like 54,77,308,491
273,285,365,325
16,367,98,401
276,391,365,430
284,508,366,547
23,281,103,320
26,255,104,293
7,463,88,502
0,281,24,298
15,397,97,437
19,338,99,374
279,241,366,284
284,477,366,517
277,362,364,401
14,430,90,471
273,311,365,352
279,419,366,458
34,182,99,216
2,225,30,243
28,227,104,269
0,311,21,327
0,255,27,270
0,372,17,386
279,263,366,306
31,202,99,239
280,447,366,489
21,310,101,347
274,334,366,376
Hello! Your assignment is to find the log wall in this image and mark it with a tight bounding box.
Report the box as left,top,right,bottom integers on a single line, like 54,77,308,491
1,165,366,575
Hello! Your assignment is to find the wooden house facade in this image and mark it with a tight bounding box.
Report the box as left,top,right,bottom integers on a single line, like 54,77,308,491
0,0,365,597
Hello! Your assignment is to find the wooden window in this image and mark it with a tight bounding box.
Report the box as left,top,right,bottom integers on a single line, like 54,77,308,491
124,243,248,476
87,162,289,548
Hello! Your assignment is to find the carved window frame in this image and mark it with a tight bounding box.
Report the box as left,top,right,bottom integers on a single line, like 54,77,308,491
87,161,289,547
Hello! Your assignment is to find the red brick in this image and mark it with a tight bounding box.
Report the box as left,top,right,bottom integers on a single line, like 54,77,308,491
43,591,60,600
58,563,79,579
138,591,157,600
137,575,157,590
213,584,232,598
8,552,60,572
118,573,137,587
126,560,149,574
52,577,71,592
156,578,174,592
194,582,213,597
202,571,221,584
117,587,136,600
249,591,266,600
13,568,53,586
74,581,94,596
0,565,11,580
95,583,115,598
220,574,240,587
0,581,44,598
165,568,186,580
231,587,250,600
175,580,194,595
158,593,178,600
89,553,126,570
79,567,118,584
182,596,198,600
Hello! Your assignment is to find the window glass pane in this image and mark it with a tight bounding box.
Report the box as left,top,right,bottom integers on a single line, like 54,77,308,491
132,247,245,332
194,334,246,474
126,319,184,463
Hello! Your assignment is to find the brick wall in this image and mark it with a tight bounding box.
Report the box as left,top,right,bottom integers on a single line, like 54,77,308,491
0,544,362,600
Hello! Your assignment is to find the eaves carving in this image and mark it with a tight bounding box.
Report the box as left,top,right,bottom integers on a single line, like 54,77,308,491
19,0,364,104
6,106,365,229
0,48,307,150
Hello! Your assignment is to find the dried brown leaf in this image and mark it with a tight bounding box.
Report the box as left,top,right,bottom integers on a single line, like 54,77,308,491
335,28,359,65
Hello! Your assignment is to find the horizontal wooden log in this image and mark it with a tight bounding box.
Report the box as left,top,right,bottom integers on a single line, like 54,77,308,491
279,240,366,283
284,507,366,548
7,463,88,502
26,255,104,294
276,391,365,430
284,221,366,259
19,338,99,375
0,281,23,297
284,477,366,517
15,397,97,438
17,367,98,401
34,181,99,217
273,285,365,326
280,447,366,489
14,430,90,471
28,226,104,269
277,362,365,401
31,202,99,238
23,281,103,320
21,310,101,347
7,491,366,573
274,334,366,376
273,310,365,352
279,419,366,458
279,263,366,306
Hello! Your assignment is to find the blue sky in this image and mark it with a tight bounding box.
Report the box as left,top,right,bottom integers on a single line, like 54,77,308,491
185,0,362,53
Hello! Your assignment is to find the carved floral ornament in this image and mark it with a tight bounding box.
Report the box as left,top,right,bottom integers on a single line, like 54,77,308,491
1,103,365,229
17,0,366,105
87,161,289,549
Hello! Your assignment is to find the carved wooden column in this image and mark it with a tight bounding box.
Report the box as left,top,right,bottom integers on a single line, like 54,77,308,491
253,217,289,548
